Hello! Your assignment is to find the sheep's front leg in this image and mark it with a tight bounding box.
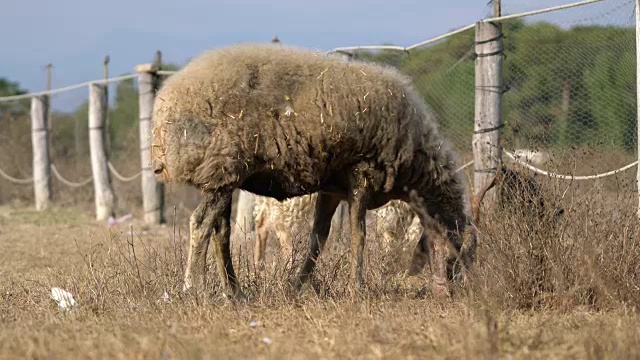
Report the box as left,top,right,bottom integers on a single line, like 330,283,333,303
347,179,371,294
406,191,452,298
293,192,341,290
210,197,247,301
183,191,245,300
183,191,226,292
407,231,430,276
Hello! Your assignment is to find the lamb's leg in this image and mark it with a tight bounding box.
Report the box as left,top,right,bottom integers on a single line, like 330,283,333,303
277,231,294,267
253,208,268,270
183,191,229,292
293,192,341,290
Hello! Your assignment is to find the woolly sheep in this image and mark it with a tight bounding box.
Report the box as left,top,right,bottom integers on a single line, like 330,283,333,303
512,148,550,168
497,166,564,221
150,43,488,299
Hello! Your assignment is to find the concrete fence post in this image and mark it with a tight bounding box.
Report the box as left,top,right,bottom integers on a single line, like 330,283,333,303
88,83,116,220
31,95,51,211
136,63,165,224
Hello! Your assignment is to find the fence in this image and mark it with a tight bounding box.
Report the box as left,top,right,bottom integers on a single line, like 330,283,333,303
0,0,638,223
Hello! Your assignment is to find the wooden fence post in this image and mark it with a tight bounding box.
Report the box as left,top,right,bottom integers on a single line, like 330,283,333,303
89,83,116,220
136,63,165,224
473,21,504,206
31,95,51,211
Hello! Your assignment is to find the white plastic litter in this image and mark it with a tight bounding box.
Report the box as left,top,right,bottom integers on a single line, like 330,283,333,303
262,337,273,345
249,320,258,328
160,290,171,303
50,287,77,310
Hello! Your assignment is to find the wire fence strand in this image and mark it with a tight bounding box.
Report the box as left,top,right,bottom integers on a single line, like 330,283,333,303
51,164,92,187
108,162,141,182
0,166,33,184
503,150,638,180
0,74,138,103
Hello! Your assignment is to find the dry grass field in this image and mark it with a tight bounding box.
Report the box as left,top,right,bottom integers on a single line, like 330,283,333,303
1,168,639,359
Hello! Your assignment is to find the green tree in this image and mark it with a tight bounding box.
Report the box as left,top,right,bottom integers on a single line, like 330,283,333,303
0,78,29,119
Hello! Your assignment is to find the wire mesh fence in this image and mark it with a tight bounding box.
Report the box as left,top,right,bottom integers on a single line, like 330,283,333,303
48,87,93,191
501,0,636,171
351,30,477,164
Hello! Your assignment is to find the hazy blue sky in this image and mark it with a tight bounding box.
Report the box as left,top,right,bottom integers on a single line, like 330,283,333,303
1,0,630,111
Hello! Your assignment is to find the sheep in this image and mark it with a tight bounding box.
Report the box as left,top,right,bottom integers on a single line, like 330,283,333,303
512,148,550,168
252,193,422,270
404,161,566,282
496,165,565,223
150,43,484,300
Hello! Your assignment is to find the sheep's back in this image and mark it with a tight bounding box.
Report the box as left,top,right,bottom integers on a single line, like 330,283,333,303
151,44,442,194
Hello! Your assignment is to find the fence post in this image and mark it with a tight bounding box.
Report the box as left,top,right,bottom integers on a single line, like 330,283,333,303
636,0,640,219
89,83,116,220
31,95,51,211
136,63,165,224
473,21,504,206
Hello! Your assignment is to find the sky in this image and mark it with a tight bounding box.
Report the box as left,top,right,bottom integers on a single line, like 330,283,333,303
1,0,632,111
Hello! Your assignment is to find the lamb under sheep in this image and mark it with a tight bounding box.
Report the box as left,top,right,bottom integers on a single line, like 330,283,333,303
150,43,489,300
253,194,421,270
252,163,562,278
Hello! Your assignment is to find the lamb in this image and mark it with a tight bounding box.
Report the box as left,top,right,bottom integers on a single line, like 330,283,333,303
253,193,320,269
150,43,484,300
252,194,421,269
252,162,561,277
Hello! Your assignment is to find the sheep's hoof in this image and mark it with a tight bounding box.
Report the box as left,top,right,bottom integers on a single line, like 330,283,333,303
289,278,309,295
182,279,195,294
223,289,248,303
430,277,452,300
406,263,423,277
289,278,302,292
348,279,366,298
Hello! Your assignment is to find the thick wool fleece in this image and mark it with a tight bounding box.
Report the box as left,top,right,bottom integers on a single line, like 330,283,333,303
151,43,467,226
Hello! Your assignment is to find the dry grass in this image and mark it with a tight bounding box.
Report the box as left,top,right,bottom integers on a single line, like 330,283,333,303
1,165,640,359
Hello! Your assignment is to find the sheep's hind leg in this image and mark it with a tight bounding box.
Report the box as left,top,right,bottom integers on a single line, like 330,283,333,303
293,192,341,292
